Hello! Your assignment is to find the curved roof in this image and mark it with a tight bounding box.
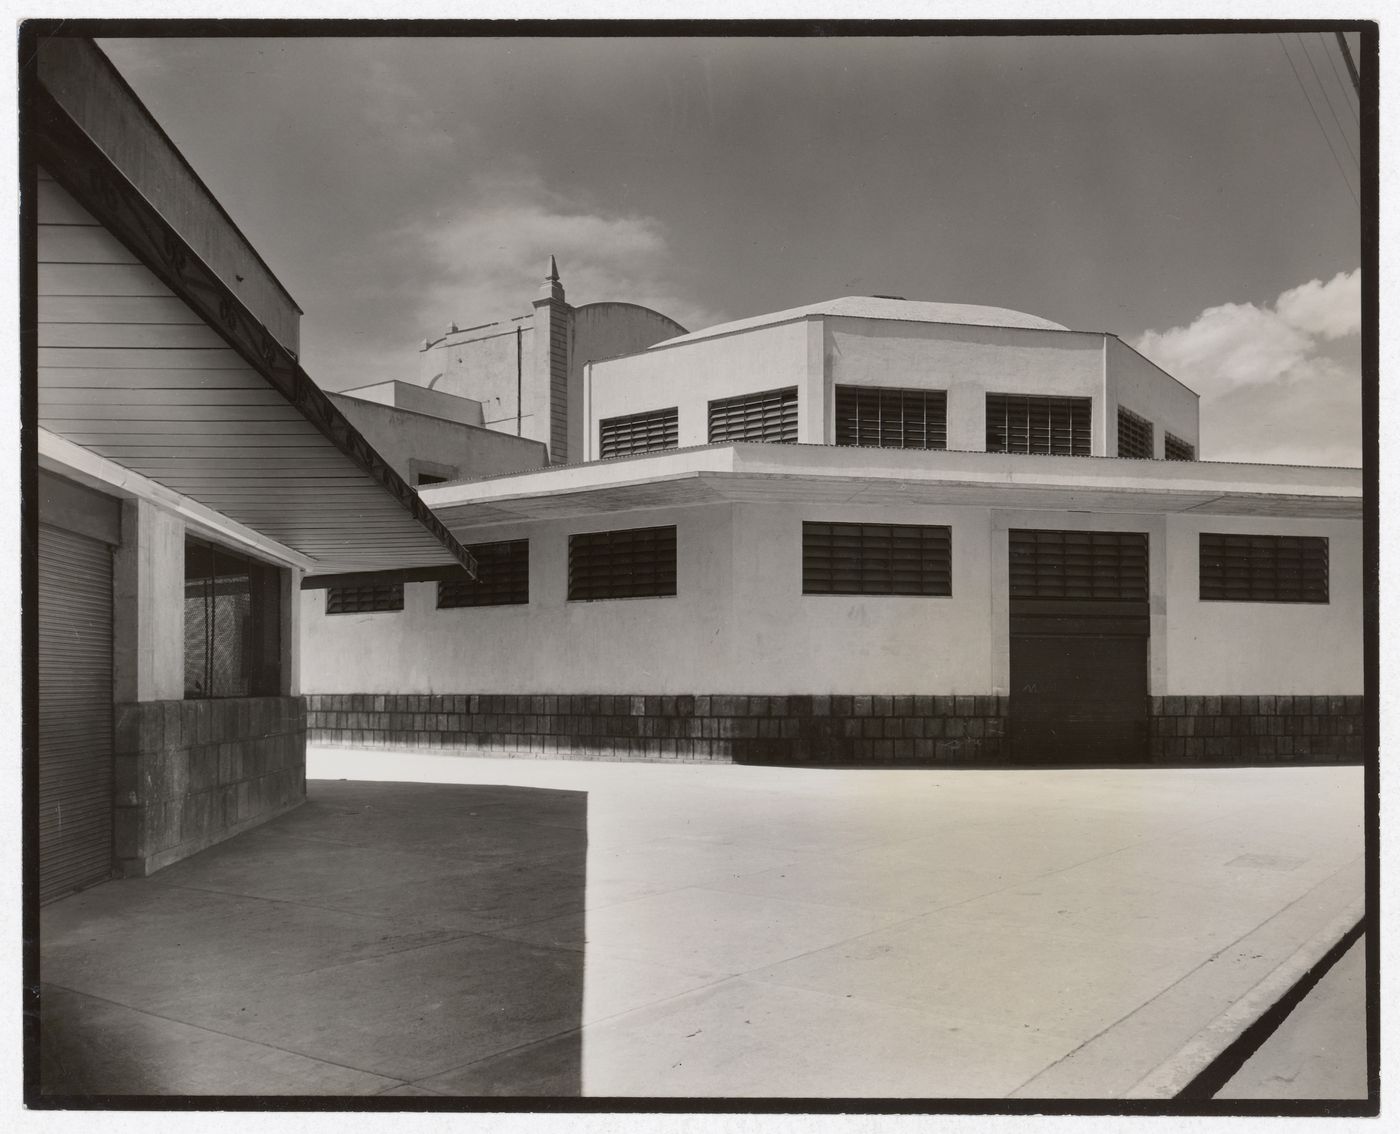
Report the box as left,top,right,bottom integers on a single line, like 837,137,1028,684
652,296,1067,347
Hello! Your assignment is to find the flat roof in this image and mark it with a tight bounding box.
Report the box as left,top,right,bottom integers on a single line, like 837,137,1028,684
421,444,1361,533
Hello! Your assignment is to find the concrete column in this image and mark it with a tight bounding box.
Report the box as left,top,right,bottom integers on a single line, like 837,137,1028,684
946,384,985,452
112,498,185,703
800,317,828,444
282,566,302,696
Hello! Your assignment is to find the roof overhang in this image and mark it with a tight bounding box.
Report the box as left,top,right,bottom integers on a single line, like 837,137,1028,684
422,444,1362,534
29,40,476,577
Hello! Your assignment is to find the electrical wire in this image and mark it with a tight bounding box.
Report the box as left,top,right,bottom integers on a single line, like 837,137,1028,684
1276,33,1358,206
1320,32,1361,126
1298,33,1359,173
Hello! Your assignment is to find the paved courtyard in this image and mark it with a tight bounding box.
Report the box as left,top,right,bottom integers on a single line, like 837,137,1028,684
39,750,1364,1099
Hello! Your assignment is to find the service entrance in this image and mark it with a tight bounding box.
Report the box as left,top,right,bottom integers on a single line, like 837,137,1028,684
1008,529,1150,764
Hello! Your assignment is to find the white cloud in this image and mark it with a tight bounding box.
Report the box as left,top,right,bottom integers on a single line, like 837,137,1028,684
1133,269,1361,466
409,172,727,345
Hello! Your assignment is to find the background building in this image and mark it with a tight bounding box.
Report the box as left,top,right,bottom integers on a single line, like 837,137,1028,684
301,298,1361,768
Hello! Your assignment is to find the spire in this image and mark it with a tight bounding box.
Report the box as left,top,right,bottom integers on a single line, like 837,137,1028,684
539,254,565,303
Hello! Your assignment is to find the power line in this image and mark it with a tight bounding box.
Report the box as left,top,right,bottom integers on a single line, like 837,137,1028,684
1320,32,1360,126
1334,31,1361,97
1276,33,1358,206
1299,33,1358,174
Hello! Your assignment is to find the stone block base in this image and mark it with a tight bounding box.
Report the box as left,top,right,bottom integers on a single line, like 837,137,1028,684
113,696,307,876
306,693,1010,765
1148,695,1364,764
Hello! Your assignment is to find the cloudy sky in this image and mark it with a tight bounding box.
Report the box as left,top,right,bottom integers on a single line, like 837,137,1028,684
98,32,1364,466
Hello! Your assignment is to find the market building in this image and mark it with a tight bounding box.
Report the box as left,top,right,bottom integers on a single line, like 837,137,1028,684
301,292,1363,768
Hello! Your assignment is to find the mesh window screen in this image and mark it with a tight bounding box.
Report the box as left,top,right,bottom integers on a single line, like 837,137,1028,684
438,540,530,607
1117,406,1154,458
568,525,677,600
184,538,282,698
1165,433,1196,461
1199,533,1329,603
986,394,1091,456
802,522,952,596
834,386,948,450
599,407,679,458
326,583,404,613
708,386,798,444
1009,529,1149,601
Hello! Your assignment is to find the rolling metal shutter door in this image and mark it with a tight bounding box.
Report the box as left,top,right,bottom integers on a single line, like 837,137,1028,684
38,522,115,903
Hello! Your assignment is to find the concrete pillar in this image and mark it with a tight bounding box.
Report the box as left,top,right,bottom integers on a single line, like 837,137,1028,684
946,384,985,452
532,257,573,464
112,498,185,703
800,317,828,444
282,566,302,696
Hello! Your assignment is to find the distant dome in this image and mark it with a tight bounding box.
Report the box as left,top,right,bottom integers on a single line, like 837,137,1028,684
652,296,1067,347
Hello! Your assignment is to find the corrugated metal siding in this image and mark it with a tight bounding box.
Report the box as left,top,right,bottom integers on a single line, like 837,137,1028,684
38,522,115,904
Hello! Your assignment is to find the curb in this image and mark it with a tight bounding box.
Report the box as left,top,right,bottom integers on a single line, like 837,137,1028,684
1123,896,1367,1099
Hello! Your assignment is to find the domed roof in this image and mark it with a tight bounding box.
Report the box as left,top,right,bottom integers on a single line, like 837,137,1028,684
651,296,1067,348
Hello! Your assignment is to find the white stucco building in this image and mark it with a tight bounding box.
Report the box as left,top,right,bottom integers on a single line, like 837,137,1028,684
301,286,1363,767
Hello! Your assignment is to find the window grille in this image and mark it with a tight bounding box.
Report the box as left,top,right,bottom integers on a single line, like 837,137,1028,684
1117,406,1154,459
438,540,530,608
802,522,952,596
1165,433,1195,461
326,582,404,614
568,525,677,600
184,537,282,698
599,406,679,458
1009,529,1149,602
834,386,947,450
1199,533,1328,603
708,386,798,444
986,394,1091,456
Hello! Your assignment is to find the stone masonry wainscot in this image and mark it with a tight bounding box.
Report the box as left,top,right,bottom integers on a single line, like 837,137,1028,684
306,693,1009,765
1148,695,1364,764
113,696,307,877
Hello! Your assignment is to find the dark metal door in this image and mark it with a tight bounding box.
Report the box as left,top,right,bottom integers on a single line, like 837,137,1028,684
38,522,115,903
1008,530,1150,764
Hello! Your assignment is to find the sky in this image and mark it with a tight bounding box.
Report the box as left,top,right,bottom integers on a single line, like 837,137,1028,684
97,31,1365,466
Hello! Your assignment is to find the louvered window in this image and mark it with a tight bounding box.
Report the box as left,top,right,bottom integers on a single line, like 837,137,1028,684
708,386,798,444
986,394,1091,456
1009,529,1149,601
802,522,952,596
326,581,403,614
599,406,679,458
835,386,947,450
184,537,283,697
569,525,677,600
438,540,530,608
1165,433,1195,461
1199,534,1328,603
1117,406,1154,459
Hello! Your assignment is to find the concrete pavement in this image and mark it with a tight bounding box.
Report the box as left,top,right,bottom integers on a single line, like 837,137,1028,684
38,750,1364,1098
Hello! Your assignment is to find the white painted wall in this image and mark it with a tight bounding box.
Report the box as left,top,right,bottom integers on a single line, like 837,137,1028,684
824,318,1108,452
1159,513,1362,694
1104,337,1200,459
301,499,1361,699
585,320,815,458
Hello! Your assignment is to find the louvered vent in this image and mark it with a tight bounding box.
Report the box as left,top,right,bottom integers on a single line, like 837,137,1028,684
835,386,948,450
1117,406,1154,459
326,582,404,614
986,394,1091,456
438,540,530,608
1009,529,1149,601
802,522,952,596
1165,433,1195,461
1199,533,1328,603
568,525,677,600
708,386,798,444
599,406,679,458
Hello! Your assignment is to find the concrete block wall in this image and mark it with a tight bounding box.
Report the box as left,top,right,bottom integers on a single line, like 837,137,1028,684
305,693,1010,765
1148,695,1364,763
113,696,306,876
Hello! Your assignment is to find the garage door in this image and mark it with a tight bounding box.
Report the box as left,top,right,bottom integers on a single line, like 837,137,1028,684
38,521,115,903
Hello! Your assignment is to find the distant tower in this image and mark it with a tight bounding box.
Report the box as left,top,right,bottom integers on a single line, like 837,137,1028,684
533,256,572,463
